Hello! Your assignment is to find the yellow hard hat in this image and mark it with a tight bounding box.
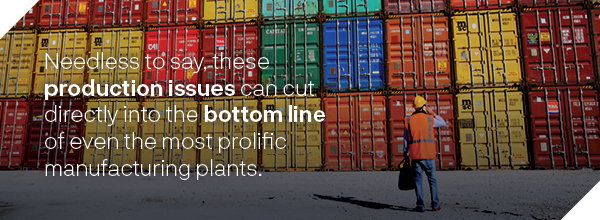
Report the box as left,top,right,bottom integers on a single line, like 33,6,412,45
413,96,426,109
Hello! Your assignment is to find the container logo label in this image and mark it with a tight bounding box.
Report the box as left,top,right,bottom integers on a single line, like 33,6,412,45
41,39,48,48
216,37,225,47
527,33,538,44
540,32,550,42
456,21,467,31
437,60,447,71
548,102,559,114
461,99,472,110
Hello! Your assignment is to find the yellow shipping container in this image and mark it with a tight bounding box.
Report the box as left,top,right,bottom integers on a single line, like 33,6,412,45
261,96,322,171
203,0,258,23
34,29,87,95
0,30,36,98
452,9,522,88
140,98,197,171
456,88,528,169
199,97,258,169
89,28,143,95
83,98,140,170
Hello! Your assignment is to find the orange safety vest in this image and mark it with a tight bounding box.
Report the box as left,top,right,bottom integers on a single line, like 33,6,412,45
404,112,436,160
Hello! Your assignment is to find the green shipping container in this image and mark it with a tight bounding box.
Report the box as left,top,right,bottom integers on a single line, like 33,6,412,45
261,20,320,92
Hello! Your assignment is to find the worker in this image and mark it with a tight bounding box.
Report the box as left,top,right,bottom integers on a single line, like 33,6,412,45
403,96,446,212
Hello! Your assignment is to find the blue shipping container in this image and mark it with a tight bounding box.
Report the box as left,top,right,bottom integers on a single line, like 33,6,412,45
323,17,385,92
261,0,319,20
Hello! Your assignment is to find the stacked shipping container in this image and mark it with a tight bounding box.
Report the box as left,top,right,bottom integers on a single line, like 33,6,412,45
0,0,599,170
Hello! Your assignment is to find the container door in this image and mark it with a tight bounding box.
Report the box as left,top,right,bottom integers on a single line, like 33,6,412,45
3,32,35,98
144,29,171,96
231,98,258,167
15,5,37,29
422,15,451,89
260,23,288,90
34,32,63,95
324,96,354,170
555,8,595,85
199,99,230,168
489,90,528,168
354,95,387,170
323,0,351,15
529,88,569,168
27,100,55,168
457,91,494,169
141,100,169,170
324,19,353,91
230,0,258,21
172,28,200,92
230,25,259,91
293,97,322,170
355,18,384,91
0,100,28,169
453,13,488,87
485,11,522,87
450,0,513,10
111,100,139,168
564,88,600,168
202,26,228,89
594,9,600,75
261,0,286,20
0,35,10,92
170,99,197,167
53,99,84,167
39,0,64,27
355,0,381,14
64,0,90,27
174,0,200,24
114,30,143,86
387,17,420,89
120,0,144,25
293,0,319,17
387,0,446,13
521,9,561,86
61,31,87,95
203,0,228,22
291,22,320,91
89,30,118,95
92,0,118,27
82,101,113,170
261,97,290,170
146,0,171,25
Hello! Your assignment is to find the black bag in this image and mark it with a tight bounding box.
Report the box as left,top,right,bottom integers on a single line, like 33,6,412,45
398,159,415,191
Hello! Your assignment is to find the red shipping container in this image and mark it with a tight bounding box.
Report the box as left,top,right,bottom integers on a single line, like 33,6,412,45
26,99,84,169
386,14,451,90
91,0,144,28
521,7,595,86
323,93,388,171
388,91,456,169
593,7,600,76
144,27,200,97
201,23,259,94
14,2,38,30
146,0,200,26
0,99,29,169
449,0,513,10
517,0,585,7
385,0,446,14
39,0,91,29
528,87,600,169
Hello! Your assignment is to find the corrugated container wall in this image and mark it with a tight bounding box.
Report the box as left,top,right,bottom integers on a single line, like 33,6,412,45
528,87,600,169
261,20,320,92
262,96,322,171
34,29,88,96
14,3,38,30
520,7,595,86
89,28,144,95
38,0,91,29
199,97,258,168
517,0,585,7
322,0,382,16
201,23,259,94
452,10,522,88
26,98,84,169
203,0,258,23
592,6,600,76
261,0,319,20
385,0,446,14
144,27,199,97
323,93,388,171
456,88,528,169
91,0,144,28
0,31,36,98
83,98,140,170
0,99,28,169
386,14,451,90
323,17,385,92
146,0,200,26
450,0,514,11
388,91,457,169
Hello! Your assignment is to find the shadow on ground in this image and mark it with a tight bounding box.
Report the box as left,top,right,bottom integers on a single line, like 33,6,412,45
313,194,412,211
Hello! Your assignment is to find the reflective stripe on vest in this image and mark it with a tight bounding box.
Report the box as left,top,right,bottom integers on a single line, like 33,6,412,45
407,114,435,144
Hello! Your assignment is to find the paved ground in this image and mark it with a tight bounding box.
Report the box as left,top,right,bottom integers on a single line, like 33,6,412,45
0,170,598,220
